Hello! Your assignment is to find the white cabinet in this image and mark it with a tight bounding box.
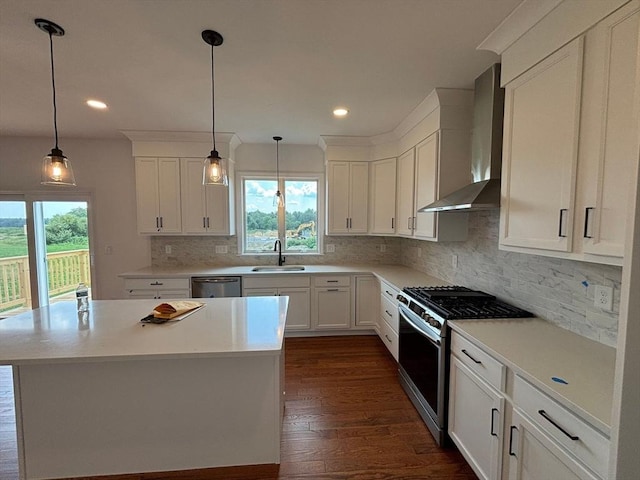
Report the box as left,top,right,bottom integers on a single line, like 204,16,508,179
395,131,470,241
500,38,583,253
508,409,599,480
123,277,190,299
449,340,505,480
378,280,400,360
369,158,397,234
243,276,311,331
327,162,369,234
135,158,182,234
312,276,351,329
180,158,235,235
354,275,378,329
500,2,640,265
576,2,640,261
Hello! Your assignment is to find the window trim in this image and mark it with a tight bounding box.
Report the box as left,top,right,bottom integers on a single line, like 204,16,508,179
236,171,324,256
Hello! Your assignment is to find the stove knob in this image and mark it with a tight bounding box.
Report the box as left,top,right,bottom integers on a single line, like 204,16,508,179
397,295,408,305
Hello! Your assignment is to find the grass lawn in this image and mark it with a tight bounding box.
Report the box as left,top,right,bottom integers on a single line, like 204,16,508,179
0,227,88,258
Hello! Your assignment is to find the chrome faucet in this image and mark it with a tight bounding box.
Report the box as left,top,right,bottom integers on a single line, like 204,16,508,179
274,239,285,266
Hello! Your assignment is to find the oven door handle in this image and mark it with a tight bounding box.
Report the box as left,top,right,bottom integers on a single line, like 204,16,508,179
399,305,441,346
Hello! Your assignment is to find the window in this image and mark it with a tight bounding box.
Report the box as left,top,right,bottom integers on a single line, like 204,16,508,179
242,176,320,254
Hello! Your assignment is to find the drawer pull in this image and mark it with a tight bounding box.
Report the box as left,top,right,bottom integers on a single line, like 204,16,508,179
385,310,392,317
385,290,393,296
327,288,339,292
384,334,392,343
490,408,498,437
461,349,482,364
326,280,339,283
509,426,518,457
538,410,579,441
150,282,163,286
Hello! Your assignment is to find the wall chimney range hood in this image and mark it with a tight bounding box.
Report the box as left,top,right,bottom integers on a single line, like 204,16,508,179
419,64,504,212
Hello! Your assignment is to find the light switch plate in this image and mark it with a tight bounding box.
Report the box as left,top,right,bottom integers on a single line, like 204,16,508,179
215,245,228,254
326,244,335,253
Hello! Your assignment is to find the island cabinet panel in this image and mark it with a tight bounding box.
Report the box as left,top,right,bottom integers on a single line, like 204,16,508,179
369,157,397,234
135,157,182,234
15,355,282,479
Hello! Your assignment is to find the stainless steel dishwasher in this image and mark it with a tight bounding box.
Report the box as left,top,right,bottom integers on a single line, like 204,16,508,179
191,276,242,298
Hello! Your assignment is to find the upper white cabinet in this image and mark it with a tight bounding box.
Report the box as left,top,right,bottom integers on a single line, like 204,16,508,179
369,158,397,234
396,130,471,242
500,38,584,253
180,157,235,235
499,1,640,265
135,157,182,234
327,161,369,234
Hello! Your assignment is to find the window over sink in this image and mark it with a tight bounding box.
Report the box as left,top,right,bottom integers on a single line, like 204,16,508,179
240,175,322,255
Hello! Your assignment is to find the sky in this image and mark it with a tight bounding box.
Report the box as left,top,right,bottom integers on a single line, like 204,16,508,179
245,180,317,213
0,201,87,219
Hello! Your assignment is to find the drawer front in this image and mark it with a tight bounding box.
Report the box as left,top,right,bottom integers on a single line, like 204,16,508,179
313,275,351,287
124,277,189,290
380,280,399,302
513,375,609,478
380,295,399,332
450,332,505,391
243,275,310,289
379,317,398,361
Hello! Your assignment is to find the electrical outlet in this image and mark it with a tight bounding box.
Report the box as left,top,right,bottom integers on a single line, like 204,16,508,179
104,245,112,255
326,244,335,253
416,247,422,258
594,285,613,312
379,244,386,253
165,245,172,255
451,254,458,268
215,245,228,254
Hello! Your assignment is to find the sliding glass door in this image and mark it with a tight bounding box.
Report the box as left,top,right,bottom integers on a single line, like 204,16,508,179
0,195,93,317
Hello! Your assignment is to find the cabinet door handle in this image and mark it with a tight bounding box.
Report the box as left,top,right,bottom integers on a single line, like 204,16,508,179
408,217,412,229
461,349,482,364
490,408,499,437
385,310,392,317
346,218,349,229
384,334,392,343
413,216,417,230
558,209,567,238
391,217,394,229
584,207,594,238
538,410,579,440
509,426,518,457
207,217,210,228
327,288,339,292
159,217,164,228
203,217,207,228
156,217,159,229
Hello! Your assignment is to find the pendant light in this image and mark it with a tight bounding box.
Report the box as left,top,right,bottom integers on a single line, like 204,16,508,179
36,18,76,186
201,30,228,187
273,136,285,208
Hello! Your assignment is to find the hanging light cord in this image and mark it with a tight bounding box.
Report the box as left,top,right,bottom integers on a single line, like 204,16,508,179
47,28,59,150
210,43,216,153
276,139,280,181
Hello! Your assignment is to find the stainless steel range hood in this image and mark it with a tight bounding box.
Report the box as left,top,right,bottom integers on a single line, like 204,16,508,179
419,64,504,212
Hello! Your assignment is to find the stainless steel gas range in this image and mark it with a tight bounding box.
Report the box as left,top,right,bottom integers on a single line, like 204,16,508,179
396,286,532,446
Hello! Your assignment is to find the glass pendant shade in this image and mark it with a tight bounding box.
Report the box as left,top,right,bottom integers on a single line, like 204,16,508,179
41,148,76,186
274,190,285,208
203,150,229,186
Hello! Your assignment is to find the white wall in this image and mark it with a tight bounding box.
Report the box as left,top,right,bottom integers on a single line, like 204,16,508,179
235,143,324,173
0,135,150,299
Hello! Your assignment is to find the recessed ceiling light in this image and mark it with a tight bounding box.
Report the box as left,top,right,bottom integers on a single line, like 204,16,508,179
86,99,107,110
333,107,349,117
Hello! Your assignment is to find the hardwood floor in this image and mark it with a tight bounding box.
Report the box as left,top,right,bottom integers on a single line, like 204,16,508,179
0,335,477,480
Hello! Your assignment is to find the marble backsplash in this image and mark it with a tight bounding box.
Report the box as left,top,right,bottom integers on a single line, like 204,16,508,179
151,210,621,347
398,210,621,347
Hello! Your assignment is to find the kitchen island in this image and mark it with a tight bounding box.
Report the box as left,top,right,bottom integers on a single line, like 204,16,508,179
0,297,288,480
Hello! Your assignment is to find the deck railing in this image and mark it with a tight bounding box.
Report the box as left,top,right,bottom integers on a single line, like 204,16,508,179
0,250,90,312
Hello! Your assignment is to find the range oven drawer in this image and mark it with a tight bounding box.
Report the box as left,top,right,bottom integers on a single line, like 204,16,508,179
450,332,505,391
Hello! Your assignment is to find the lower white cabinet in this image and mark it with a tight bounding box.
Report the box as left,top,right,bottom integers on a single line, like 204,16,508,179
243,276,311,331
449,355,505,480
313,276,351,329
123,277,190,299
354,275,378,328
508,409,599,480
378,280,400,360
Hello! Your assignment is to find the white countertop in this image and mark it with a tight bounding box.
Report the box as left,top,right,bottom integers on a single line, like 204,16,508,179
449,318,615,434
119,264,449,291
0,297,288,365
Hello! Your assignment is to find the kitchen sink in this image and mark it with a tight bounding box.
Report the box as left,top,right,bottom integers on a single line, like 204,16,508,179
251,266,305,272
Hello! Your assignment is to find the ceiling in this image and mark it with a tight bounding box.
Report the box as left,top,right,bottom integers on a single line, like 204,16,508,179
0,0,522,145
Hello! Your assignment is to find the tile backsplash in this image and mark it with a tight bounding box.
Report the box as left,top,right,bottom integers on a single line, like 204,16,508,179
152,210,621,347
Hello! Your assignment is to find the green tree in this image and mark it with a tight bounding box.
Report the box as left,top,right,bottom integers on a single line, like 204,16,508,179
45,208,88,245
